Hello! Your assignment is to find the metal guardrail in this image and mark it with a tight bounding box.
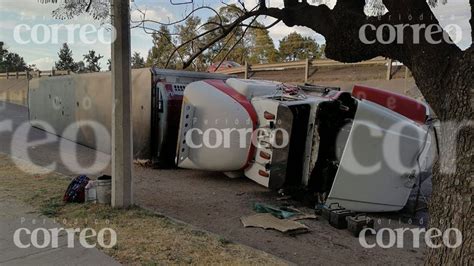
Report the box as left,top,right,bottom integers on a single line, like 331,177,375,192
216,57,395,81
0,70,70,80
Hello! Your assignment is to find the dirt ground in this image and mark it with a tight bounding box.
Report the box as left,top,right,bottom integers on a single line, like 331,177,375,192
132,167,426,265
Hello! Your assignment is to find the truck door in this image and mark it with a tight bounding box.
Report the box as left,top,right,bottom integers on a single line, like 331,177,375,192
326,100,430,212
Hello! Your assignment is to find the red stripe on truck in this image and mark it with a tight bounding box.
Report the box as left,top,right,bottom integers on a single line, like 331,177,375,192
352,85,427,123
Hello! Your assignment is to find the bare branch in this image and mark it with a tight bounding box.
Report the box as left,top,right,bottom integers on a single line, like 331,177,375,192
131,5,222,28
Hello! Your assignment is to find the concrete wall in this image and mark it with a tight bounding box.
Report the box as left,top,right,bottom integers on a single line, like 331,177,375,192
0,79,28,106
28,69,152,159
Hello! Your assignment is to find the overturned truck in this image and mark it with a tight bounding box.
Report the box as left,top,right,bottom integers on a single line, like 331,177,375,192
28,68,433,212
174,78,432,212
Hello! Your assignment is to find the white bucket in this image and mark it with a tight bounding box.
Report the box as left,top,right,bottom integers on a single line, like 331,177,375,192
96,175,112,205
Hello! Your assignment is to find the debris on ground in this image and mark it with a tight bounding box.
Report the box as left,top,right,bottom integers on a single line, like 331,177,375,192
253,203,297,219
242,203,317,234
329,209,356,229
321,202,344,220
63,175,89,203
134,159,152,167
276,195,292,201
289,213,318,221
346,214,375,237
241,213,309,234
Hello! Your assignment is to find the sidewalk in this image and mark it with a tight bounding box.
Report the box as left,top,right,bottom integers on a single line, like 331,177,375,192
0,195,120,266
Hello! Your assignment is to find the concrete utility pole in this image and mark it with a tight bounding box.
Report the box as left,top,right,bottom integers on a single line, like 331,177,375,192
111,0,133,208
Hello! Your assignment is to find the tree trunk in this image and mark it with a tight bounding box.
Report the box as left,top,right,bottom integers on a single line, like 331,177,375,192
427,127,473,264
424,50,473,265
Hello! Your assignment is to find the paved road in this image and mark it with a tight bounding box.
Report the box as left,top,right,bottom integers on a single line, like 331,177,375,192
0,195,119,265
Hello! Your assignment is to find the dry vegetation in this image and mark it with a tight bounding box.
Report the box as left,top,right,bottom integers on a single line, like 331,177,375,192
0,154,286,265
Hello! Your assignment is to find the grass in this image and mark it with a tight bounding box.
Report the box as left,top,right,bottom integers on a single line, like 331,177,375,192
39,197,63,216
0,154,286,265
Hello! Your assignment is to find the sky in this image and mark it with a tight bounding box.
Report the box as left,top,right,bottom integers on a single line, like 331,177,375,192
0,0,471,70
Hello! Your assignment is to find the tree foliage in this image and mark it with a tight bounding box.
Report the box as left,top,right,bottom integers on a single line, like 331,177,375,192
202,5,252,65
83,50,103,72
146,25,177,69
131,52,145,69
175,16,206,70
76,61,86,73
142,4,321,69
0,42,6,60
0,41,28,73
55,43,78,72
248,22,280,64
42,0,110,22
278,32,320,61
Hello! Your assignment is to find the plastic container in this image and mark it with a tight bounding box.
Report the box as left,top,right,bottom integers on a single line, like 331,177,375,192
96,175,112,205
85,180,97,203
